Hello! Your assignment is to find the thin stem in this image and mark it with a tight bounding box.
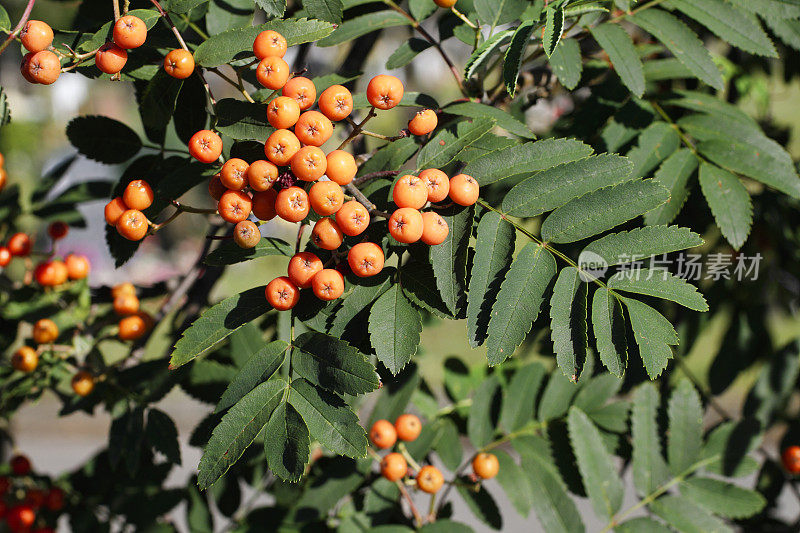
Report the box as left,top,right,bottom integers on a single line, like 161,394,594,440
112,0,121,21
396,480,424,528
451,6,478,29
609,0,670,23
149,208,183,232
397,443,422,472
0,0,37,56
171,200,218,214
351,170,399,187
338,108,377,150
179,13,209,40
208,67,256,103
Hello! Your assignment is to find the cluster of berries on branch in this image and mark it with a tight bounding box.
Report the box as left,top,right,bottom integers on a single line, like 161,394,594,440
0,454,66,533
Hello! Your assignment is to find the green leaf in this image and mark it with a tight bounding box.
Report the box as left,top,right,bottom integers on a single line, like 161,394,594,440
614,518,672,533
467,375,501,447
475,0,528,27
430,205,473,316
623,297,678,378
591,289,628,377
419,520,475,533
567,407,624,519
417,117,495,169
146,409,182,465
216,340,288,413
445,101,534,138
500,363,546,431
631,9,723,90
317,11,411,47
631,382,670,495
195,19,335,67
168,0,209,14
455,483,502,530
215,98,272,141
549,38,582,90
169,286,270,369
494,450,533,517
502,154,634,217
627,122,681,179
609,269,707,311
386,38,433,69
582,225,703,267
303,0,343,23
701,421,761,477
207,0,254,34
409,0,437,20
467,211,516,347
465,29,514,79
590,23,645,97
433,417,463,471
649,495,733,533
486,243,557,365
368,285,421,375
401,260,453,318
330,269,393,336
698,162,752,250
644,149,698,225
264,401,310,481
0,5,10,31
573,373,624,413
669,0,777,57
522,452,586,533
66,116,142,164
292,332,379,394
204,237,293,265
667,379,704,475
465,138,594,186
540,179,670,244
543,5,565,57
680,477,766,519
288,378,367,458
550,267,589,379
504,20,537,97
255,0,286,17
197,378,286,489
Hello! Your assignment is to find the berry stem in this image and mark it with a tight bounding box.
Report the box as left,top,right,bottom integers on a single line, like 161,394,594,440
338,107,377,150
351,170,399,187
397,442,422,472
0,0,37,57
450,6,478,29
171,200,218,215
208,67,255,103
112,0,121,21
396,480,424,528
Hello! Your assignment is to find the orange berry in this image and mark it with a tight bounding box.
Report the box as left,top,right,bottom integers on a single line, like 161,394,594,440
311,217,344,250
335,200,370,236
218,190,253,224
71,371,95,397
434,0,457,7
111,282,136,299
0,247,11,267
416,465,444,494
395,414,421,442
291,146,327,182
309,181,344,216
104,197,128,225
369,419,397,449
282,76,316,111
118,314,147,341
34,259,68,286
208,174,226,201
393,174,428,209
123,179,154,210
367,74,404,110
408,109,438,136
472,452,499,479
20,20,53,53
47,221,68,240
256,56,290,90
189,130,223,163
267,96,301,130
20,52,38,83
295,110,333,147
32,318,58,344
266,276,300,310
275,186,309,223
389,208,423,244
318,84,353,121
26,50,60,84
247,160,279,191
325,150,357,185
265,129,301,166
65,253,90,279
448,174,479,206
287,251,323,289
420,169,449,203
113,15,147,49
253,29,287,59
252,189,278,221
6,505,35,531
113,293,139,316
8,233,32,256
163,48,194,79
233,220,261,249
116,209,149,241
783,446,800,474
420,211,449,245
348,242,384,278
381,452,408,482
11,346,38,373
220,158,249,191
312,268,345,300
95,43,127,74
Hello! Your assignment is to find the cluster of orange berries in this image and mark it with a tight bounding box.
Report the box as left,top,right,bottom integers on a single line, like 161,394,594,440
368,414,499,494
103,179,154,241
110,282,154,342
0,224,91,286
0,455,65,533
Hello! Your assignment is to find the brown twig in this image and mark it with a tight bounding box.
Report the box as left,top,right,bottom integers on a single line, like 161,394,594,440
0,0,37,57
351,170,399,187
